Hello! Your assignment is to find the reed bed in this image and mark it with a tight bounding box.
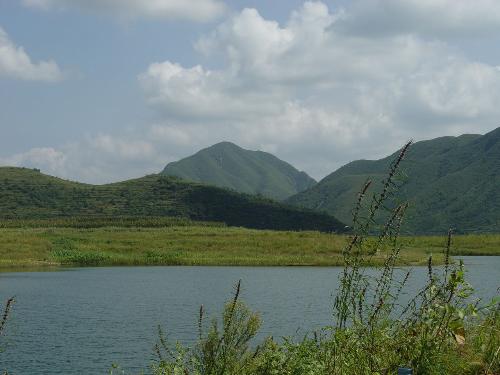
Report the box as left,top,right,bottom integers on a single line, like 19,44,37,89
0,225,499,268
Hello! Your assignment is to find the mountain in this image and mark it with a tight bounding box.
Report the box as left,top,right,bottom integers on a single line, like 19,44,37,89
0,167,346,232
161,142,316,200
287,127,500,234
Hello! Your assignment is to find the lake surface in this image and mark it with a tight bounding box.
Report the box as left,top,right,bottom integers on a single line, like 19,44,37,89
0,256,499,374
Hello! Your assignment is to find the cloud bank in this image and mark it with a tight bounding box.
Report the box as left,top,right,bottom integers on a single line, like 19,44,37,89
0,26,63,81
4,1,500,183
137,1,500,178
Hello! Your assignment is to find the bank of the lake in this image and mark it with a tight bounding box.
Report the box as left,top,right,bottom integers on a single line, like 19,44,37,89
1,225,500,268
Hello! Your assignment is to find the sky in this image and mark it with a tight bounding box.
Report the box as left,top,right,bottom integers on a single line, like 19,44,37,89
1,0,500,183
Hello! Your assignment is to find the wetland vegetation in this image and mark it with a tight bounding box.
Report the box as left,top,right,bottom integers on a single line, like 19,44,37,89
0,218,499,268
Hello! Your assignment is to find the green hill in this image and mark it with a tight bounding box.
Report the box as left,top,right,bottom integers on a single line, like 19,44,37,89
287,127,500,234
161,142,316,200
0,167,346,232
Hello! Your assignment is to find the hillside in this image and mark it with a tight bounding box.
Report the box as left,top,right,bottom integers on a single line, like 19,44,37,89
0,167,346,232
287,127,500,234
161,142,316,200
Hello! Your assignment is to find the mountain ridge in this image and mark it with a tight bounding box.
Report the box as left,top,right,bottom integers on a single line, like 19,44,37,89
287,128,500,234
0,166,346,232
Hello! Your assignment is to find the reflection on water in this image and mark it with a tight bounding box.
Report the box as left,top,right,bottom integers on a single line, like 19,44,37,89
0,256,498,374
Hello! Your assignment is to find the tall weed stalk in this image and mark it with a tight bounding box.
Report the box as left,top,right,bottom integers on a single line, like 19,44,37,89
0,296,14,375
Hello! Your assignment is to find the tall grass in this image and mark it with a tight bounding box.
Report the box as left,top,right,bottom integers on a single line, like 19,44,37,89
0,296,14,375
0,297,14,338
150,142,500,374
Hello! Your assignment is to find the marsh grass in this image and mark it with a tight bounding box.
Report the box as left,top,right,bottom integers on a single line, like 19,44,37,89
1,225,499,269
150,142,500,375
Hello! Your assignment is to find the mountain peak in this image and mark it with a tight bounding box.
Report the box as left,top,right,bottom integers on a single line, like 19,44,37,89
210,141,240,148
161,142,316,200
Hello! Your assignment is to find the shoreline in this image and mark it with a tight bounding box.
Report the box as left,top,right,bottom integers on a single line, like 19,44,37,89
1,225,499,270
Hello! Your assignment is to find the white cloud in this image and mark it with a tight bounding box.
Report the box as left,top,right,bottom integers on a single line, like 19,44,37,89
22,0,226,22
0,148,66,172
0,136,165,184
138,61,284,121
410,62,500,118
91,135,155,160
0,26,63,81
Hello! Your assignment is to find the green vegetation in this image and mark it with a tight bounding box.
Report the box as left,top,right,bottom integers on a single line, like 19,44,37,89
1,141,499,375
0,167,344,232
162,141,316,200
0,221,499,268
150,280,499,375
0,217,225,229
287,127,500,234
148,143,500,375
0,226,401,268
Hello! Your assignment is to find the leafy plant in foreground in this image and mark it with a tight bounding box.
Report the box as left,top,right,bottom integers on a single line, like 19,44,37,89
152,281,262,375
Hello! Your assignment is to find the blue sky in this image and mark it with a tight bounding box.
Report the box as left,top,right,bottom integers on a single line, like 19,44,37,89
1,0,500,183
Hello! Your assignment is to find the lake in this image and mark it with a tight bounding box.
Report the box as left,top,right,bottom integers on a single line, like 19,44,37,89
1,256,499,374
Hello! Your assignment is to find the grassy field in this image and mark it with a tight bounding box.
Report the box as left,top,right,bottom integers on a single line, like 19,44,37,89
0,221,499,268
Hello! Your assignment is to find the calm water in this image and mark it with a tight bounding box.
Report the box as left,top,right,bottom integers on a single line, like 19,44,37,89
0,256,499,374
